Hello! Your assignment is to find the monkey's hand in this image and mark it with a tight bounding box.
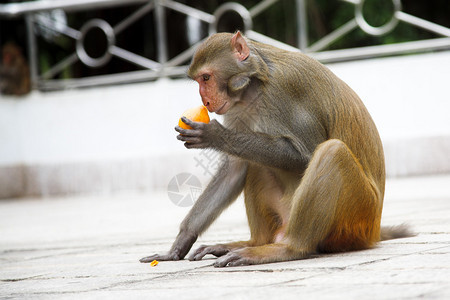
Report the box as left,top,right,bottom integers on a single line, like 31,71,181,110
175,117,224,149
140,231,197,263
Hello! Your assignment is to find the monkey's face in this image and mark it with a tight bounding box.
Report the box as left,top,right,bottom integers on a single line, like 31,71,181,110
2,45,19,66
192,68,233,115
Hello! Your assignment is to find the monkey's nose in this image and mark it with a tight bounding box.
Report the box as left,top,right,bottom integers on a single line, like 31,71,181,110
202,98,210,107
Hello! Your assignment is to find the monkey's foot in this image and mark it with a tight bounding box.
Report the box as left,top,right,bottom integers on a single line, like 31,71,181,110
189,241,253,261
213,249,254,267
189,244,231,261
213,243,307,267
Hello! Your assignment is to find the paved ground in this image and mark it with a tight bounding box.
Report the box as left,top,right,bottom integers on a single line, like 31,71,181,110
1,174,450,299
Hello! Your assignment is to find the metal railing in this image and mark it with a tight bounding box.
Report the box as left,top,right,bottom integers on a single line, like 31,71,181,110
1,0,449,91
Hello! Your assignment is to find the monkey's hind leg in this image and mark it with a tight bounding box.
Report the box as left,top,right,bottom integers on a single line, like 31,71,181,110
286,139,382,254
214,139,382,267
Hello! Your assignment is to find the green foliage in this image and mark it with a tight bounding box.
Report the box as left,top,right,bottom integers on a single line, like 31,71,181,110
362,0,395,28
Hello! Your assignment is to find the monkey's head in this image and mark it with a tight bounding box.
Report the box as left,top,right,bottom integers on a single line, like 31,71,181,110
2,42,22,66
188,32,255,115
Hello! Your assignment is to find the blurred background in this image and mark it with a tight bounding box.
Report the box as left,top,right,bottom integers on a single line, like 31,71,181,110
0,0,449,199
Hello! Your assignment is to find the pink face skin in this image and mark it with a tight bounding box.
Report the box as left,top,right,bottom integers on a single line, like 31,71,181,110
194,70,231,115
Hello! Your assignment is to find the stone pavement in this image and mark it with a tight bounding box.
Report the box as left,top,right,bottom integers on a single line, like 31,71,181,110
1,175,450,299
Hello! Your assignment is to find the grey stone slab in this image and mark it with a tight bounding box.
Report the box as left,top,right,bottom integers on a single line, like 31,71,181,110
1,175,450,299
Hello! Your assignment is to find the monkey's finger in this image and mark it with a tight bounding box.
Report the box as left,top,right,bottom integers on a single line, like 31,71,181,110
175,127,203,139
177,134,202,142
140,255,165,263
188,245,205,260
214,252,241,268
189,247,209,261
177,135,202,144
191,251,208,261
140,255,159,263
227,258,252,267
190,245,229,261
184,141,209,149
174,126,194,135
180,117,205,129
139,253,180,263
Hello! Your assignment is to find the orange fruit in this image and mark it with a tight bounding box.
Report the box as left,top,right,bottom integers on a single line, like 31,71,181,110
178,105,210,129
150,260,159,267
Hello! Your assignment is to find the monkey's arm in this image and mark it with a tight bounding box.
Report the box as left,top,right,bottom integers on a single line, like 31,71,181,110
140,157,247,262
176,118,317,172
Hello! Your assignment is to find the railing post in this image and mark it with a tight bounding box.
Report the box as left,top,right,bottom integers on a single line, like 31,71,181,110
25,13,39,89
155,0,168,74
296,0,308,51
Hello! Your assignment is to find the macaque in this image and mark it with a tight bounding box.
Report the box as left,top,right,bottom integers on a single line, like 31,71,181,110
141,31,411,267
0,42,31,96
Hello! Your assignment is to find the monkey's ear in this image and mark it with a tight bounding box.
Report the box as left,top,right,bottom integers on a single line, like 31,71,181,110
228,73,251,93
231,31,250,61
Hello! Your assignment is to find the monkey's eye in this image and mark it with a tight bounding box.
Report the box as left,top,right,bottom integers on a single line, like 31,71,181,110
202,74,210,82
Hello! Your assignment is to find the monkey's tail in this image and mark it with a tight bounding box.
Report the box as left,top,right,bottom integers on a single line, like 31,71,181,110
380,224,416,241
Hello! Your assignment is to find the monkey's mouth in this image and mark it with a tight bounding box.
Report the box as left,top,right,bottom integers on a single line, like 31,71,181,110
215,102,229,115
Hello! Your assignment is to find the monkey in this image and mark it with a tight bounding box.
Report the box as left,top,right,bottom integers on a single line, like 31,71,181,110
0,42,31,96
140,31,412,267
